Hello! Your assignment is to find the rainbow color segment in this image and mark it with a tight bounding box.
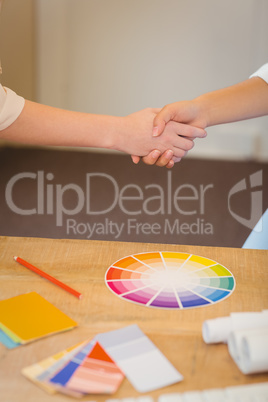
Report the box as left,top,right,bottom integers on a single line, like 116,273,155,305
105,252,235,309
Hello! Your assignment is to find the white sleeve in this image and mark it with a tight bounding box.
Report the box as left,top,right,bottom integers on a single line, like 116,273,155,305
0,84,25,131
249,63,268,84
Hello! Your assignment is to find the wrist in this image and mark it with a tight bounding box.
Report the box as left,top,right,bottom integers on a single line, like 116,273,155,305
106,116,126,152
89,115,124,151
191,97,210,128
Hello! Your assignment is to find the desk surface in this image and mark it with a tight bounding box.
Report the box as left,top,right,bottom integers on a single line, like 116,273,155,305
0,236,267,401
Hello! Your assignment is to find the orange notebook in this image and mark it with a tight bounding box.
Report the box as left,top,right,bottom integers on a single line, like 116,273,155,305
0,292,77,344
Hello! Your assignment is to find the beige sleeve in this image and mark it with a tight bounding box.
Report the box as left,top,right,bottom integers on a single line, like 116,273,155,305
0,85,25,131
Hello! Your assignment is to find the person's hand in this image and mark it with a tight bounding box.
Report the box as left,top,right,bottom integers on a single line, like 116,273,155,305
131,101,207,167
152,100,207,137
116,107,206,160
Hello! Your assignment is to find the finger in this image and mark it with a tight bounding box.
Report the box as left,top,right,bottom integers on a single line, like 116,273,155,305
172,149,189,159
154,150,174,167
131,155,141,164
171,137,195,153
152,105,175,137
166,160,175,169
141,150,161,165
168,121,207,138
178,137,195,151
172,156,182,163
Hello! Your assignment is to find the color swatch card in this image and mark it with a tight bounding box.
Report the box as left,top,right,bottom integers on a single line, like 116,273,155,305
23,339,124,397
22,325,183,396
65,341,124,394
0,292,77,345
22,341,87,394
105,252,235,310
96,324,183,393
47,339,96,396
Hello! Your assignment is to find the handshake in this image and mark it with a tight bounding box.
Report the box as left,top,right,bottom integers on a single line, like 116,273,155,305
122,100,207,169
118,66,268,168
1,65,267,157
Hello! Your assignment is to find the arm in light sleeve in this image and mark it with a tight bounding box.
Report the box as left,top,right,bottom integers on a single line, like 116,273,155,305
133,63,268,167
0,84,25,131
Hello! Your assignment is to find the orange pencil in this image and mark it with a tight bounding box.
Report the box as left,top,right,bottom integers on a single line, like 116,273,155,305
13,256,82,300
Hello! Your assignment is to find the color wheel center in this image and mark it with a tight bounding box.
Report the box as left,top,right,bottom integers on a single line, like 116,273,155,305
151,269,190,288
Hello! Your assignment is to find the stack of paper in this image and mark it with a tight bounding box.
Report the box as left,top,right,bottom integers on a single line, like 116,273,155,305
22,325,183,397
0,292,77,348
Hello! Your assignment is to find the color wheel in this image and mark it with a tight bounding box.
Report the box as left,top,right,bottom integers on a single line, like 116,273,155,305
105,252,235,309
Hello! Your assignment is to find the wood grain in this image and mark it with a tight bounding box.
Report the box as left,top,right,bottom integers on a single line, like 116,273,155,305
0,236,267,401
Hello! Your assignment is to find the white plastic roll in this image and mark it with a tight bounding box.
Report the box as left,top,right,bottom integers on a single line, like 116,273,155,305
202,311,268,344
202,316,231,344
240,329,268,374
228,329,245,362
231,312,268,331
228,328,268,374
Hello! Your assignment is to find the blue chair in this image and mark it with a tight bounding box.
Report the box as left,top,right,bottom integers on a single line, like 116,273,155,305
242,208,268,249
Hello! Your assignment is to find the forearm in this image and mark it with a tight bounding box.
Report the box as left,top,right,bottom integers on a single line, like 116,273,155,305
1,100,200,159
194,77,268,128
0,100,120,149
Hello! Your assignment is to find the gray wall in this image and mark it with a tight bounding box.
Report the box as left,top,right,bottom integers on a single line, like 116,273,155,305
0,0,35,101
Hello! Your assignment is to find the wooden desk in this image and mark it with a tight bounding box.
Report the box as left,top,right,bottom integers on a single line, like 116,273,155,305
0,236,267,401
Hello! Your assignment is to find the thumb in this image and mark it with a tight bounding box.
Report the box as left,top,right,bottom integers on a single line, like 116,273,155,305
152,105,173,136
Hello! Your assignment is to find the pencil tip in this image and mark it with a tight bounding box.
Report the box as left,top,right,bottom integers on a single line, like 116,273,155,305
13,256,17,261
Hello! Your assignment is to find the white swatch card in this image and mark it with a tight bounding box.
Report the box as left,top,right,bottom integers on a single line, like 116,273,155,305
96,324,183,393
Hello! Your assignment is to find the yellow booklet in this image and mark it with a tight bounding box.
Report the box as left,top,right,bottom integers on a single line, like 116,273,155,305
0,292,77,344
